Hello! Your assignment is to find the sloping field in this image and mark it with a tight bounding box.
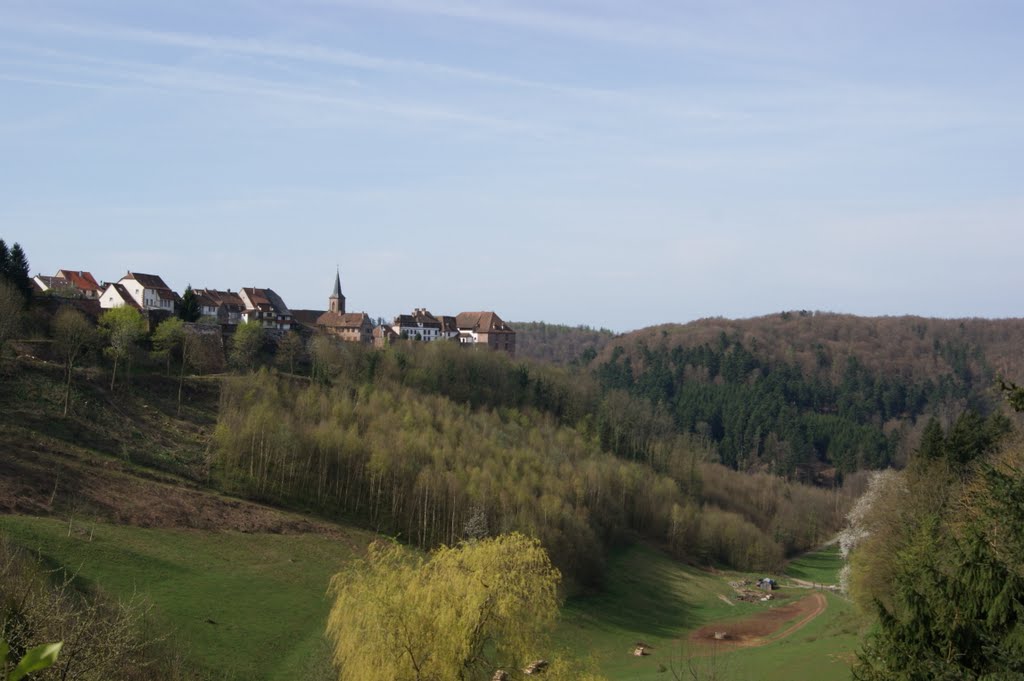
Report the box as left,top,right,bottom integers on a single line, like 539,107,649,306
558,546,859,681
785,544,843,585
0,515,375,681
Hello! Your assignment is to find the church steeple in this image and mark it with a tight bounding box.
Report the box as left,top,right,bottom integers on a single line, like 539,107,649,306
329,268,346,314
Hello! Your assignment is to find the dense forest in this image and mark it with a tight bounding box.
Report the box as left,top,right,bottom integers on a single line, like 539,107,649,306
587,313,1024,481
210,341,855,587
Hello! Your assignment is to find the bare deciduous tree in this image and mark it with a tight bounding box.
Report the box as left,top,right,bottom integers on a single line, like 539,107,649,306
53,307,97,416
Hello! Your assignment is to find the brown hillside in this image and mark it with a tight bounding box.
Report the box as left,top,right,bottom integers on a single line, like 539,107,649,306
599,313,1024,385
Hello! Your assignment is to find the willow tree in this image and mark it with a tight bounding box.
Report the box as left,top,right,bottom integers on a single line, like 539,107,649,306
326,534,562,681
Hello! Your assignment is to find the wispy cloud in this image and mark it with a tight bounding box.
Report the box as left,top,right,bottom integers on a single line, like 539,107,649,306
313,0,725,52
6,18,635,98
0,41,543,133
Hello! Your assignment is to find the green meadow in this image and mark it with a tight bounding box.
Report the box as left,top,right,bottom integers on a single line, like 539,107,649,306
558,545,858,681
0,515,374,680
784,544,843,585
1,515,858,681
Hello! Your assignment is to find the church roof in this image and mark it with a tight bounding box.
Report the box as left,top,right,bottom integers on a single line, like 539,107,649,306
331,270,343,298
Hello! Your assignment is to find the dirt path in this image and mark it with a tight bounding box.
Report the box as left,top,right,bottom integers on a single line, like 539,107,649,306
690,592,827,649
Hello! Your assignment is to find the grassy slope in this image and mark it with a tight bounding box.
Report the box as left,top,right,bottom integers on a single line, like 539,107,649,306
785,545,843,585
0,515,376,681
558,545,858,681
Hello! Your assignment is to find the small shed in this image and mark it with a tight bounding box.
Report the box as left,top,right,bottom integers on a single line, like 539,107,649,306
757,577,777,591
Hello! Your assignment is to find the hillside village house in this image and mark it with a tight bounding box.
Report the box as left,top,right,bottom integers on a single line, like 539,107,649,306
372,324,399,347
99,272,178,312
456,311,516,355
33,275,75,296
389,307,516,355
97,283,142,310
392,308,443,341
238,287,293,332
33,269,102,299
194,288,245,325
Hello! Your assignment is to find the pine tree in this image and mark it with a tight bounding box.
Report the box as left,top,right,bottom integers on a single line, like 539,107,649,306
917,417,945,461
178,285,201,322
0,239,9,281
7,242,31,302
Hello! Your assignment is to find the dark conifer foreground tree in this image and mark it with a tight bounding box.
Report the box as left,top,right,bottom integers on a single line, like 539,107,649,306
853,392,1024,680
1,241,32,304
178,285,201,322
0,239,9,279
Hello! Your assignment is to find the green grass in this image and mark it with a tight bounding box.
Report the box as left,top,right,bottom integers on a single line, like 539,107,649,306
0,515,376,681
2,516,860,681
785,544,843,585
557,545,858,681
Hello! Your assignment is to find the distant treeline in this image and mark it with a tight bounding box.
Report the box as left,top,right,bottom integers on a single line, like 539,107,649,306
511,321,616,366
211,342,856,586
586,313,1024,479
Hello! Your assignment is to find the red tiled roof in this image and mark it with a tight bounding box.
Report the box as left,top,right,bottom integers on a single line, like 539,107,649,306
455,311,514,333
241,287,291,316
56,270,101,291
194,289,244,310
318,311,372,329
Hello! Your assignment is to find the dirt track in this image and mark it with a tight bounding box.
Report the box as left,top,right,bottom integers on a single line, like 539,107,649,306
690,592,827,649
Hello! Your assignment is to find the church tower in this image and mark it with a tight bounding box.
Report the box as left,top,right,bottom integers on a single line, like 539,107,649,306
329,269,346,314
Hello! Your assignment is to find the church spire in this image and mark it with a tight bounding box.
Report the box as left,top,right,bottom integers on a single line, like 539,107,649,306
329,268,346,314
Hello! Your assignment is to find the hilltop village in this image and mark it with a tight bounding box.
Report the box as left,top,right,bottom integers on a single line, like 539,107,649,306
32,267,516,355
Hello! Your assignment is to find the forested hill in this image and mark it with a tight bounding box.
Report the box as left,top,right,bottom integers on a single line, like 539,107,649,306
511,321,616,365
584,312,1024,478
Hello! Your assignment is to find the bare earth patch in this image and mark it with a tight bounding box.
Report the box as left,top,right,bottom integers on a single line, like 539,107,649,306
690,592,827,649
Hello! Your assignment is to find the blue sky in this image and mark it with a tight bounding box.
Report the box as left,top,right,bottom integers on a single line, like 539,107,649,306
1,1,1021,330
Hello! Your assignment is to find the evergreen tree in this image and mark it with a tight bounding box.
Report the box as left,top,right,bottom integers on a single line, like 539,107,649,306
0,239,9,280
917,417,945,461
6,242,31,303
178,285,200,322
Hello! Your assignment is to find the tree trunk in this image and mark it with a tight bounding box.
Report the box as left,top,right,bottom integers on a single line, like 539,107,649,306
63,362,73,416
110,355,119,391
177,350,186,415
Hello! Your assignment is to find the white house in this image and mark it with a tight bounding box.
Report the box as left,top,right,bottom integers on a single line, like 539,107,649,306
392,308,443,341
99,272,177,311
98,282,143,310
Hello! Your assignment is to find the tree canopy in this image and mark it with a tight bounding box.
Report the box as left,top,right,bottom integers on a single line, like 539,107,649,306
850,392,1024,679
99,306,147,390
326,534,564,681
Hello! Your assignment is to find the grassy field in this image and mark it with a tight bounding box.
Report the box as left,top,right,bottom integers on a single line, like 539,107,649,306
1,515,859,681
784,544,843,585
558,545,858,681
0,515,376,680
